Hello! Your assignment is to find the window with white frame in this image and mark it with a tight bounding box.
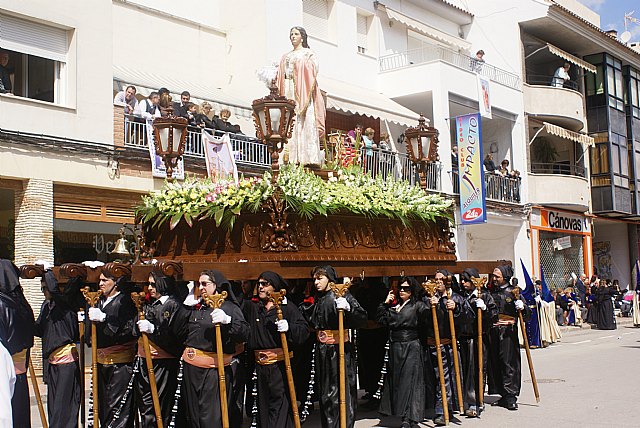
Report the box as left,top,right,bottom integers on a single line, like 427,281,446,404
356,13,368,54
0,13,68,104
303,0,330,41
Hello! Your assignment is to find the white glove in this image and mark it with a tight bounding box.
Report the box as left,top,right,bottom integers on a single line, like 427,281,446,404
335,297,351,312
88,307,107,322
275,319,289,332
183,282,199,307
77,311,85,322
514,300,525,311
535,296,542,303
475,298,487,311
137,319,155,334
211,308,232,325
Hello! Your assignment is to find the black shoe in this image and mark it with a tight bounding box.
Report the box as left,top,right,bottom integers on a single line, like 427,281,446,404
434,415,446,426
400,422,411,428
362,392,373,401
506,401,518,411
491,397,508,407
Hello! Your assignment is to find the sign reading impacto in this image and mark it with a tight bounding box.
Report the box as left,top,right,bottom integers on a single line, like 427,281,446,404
457,113,486,224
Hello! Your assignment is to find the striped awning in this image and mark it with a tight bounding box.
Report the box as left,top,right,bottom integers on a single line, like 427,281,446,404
547,44,597,74
376,3,471,51
543,122,595,146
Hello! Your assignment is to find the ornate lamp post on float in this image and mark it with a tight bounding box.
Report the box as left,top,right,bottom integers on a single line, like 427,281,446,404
251,84,296,183
152,108,188,179
404,114,440,190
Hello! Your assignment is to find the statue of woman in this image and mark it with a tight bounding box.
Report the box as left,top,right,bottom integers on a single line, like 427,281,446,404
276,26,325,166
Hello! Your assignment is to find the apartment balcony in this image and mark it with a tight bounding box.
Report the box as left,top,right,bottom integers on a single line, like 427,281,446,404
523,82,586,131
451,171,521,204
528,166,590,212
120,114,442,192
379,45,521,90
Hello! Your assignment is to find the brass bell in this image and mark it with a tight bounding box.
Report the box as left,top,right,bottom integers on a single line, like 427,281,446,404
110,227,131,260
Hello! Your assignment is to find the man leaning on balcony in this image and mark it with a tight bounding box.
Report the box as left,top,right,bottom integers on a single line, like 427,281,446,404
114,85,138,115
134,91,161,120
552,63,571,88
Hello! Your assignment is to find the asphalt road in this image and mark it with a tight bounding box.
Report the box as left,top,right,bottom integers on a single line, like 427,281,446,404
29,319,639,428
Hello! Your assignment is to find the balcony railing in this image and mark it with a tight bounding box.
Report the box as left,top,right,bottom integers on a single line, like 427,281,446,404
525,74,579,91
530,162,586,178
122,116,442,191
123,115,270,169
379,44,521,90
451,170,521,204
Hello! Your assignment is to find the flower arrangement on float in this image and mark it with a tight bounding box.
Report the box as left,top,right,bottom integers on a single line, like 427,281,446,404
136,164,453,230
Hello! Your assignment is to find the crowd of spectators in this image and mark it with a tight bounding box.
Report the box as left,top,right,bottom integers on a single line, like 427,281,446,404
114,86,243,134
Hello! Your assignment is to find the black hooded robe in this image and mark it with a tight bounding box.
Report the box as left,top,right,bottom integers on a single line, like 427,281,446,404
0,259,35,428
134,295,186,428
595,285,617,330
458,287,498,412
35,272,82,428
87,290,137,428
172,271,250,428
487,285,532,404
305,289,368,428
376,299,428,424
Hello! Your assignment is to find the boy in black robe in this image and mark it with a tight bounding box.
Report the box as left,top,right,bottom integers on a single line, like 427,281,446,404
87,271,137,428
458,268,498,417
134,271,186,427
487,264,531,411
0,259,35,427
36,270,83,428
245,271,309,427
304,265,367,428
172,270,249,428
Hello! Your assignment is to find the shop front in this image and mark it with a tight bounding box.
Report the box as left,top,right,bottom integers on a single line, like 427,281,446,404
529,207,592,289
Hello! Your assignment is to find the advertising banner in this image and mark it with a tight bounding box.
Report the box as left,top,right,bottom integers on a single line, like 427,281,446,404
477,74,492,119
457,113,486,224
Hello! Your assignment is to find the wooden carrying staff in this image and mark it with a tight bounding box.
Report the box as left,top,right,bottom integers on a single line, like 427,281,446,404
471,277,488,408
445,287,464,414
78,308,86,428
131,292,164,428
201,290,230,428
511,288,540,403
82,287,103,428
267,290,301,428
422,280,449,426
28,357,48,428
329,278,351,428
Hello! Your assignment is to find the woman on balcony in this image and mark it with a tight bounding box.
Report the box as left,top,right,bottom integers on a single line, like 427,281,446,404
276,27,326,167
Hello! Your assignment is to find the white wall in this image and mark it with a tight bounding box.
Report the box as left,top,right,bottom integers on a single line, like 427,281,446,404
0,0,114,143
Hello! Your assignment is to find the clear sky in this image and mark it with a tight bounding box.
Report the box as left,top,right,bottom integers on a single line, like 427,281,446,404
577,0,640,42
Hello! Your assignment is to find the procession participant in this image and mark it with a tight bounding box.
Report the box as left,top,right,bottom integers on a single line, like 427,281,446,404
423,269,473,426
134,271,186,427
173,270,249,428
87,270,137,428
0,259,35,427
305,265,367,428
487,264,531,411
245,271,309,427
595,280,616,330
376,276,427,428
458,268,497,417
35,269,83,428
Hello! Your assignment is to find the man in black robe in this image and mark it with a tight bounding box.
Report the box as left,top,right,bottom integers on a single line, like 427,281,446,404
173,270,249,428
87,271,137,428
423,269,473,426
488,264,531,411
458,268,497,417
134,271,186,427
35,270,83,428
245,271,309,427
595,280,617,330
0,259,35,427
304,265,367,428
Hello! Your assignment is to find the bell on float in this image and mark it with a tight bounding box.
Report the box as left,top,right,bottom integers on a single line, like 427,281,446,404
110,227,131,261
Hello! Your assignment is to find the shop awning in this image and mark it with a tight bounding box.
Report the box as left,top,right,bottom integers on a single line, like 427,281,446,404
113,64,253,119
319,77,420,127
543,122,595,146
547,43,597,74
376,3,471,51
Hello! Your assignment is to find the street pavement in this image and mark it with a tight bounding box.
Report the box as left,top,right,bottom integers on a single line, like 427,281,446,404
29,318,639,428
